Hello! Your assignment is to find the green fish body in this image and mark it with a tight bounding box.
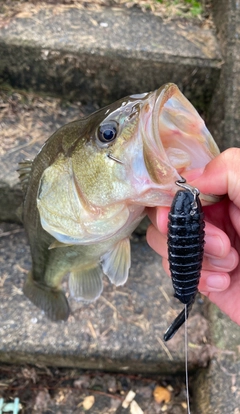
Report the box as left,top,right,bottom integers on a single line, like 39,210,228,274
19,84,220,321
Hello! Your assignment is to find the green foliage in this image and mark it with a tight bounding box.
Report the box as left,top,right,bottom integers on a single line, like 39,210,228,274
184,0,202,16
155,0,203,17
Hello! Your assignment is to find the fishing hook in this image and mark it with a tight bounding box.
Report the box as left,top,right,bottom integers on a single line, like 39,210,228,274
107,154,124,165
176,176,200,215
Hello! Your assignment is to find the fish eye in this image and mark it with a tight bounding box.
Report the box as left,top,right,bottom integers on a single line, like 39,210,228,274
97,122,118,144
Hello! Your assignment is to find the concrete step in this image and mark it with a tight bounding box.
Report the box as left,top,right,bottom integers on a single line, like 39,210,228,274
1,220,240,413
0,221,209,374
194,306,240,414
0,4,222,109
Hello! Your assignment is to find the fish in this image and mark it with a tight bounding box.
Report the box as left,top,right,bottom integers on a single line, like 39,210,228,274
18,83,220,321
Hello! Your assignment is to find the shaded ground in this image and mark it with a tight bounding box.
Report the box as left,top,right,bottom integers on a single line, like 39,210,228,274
0,364,192,413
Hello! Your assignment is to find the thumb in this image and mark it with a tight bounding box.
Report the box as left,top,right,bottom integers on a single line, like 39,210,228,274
187,148,240,207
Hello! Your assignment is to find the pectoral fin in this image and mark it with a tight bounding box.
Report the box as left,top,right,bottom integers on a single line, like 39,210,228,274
101,238,131,286
69,265,103,302
23,271,70,321
48,240,73,249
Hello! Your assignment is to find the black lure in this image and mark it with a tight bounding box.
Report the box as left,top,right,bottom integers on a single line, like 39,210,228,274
164,180,205,342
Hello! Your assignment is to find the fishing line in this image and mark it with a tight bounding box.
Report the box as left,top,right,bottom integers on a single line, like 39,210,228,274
185,303,191,414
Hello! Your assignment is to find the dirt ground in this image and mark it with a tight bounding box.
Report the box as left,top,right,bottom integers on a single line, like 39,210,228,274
0,364,194,413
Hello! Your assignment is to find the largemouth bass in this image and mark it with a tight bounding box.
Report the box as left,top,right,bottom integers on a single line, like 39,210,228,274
18,83,220,321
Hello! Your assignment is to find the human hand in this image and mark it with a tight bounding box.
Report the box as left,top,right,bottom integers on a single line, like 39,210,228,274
147,148,240,324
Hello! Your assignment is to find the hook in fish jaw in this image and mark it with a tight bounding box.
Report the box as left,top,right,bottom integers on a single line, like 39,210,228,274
107,153,124,164
175,177,200,215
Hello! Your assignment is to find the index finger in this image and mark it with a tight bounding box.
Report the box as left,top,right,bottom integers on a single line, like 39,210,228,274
146,206,169,234
147,206,232,259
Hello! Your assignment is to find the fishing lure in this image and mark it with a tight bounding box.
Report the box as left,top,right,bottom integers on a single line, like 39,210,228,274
164,178,205,342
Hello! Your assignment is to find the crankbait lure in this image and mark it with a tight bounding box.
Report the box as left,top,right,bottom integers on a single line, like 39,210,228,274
164,178,205,342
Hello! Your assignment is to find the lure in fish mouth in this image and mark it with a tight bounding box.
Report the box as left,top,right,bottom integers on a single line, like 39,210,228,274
18,83,220,321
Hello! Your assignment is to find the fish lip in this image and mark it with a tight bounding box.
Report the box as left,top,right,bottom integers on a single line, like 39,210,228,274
139,84,181,188
154,83,178,115
153,83,220,167
140,83,220,205
152,83,180,160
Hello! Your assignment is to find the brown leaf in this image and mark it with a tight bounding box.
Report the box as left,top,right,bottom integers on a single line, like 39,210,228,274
153,385,171,404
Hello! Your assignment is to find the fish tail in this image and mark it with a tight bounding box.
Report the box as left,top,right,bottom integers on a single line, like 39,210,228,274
23,271,70,321
163,300,194,342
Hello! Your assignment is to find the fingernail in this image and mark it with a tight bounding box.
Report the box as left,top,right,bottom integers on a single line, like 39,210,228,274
209,249,237,270
206,274,229,291
205,235,224,258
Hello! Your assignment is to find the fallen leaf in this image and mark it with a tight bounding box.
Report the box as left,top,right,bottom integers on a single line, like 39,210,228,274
82,395,95,410
122,390,136,408
55,390,66,404
34,389,51,411
21,367,37,383
181,402,187,409
130,400,144,414
153,385,171,404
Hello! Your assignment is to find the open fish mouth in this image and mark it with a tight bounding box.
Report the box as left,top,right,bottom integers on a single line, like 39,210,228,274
142,83,220,204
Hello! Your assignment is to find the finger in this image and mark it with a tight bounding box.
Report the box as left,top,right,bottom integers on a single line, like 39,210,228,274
147,206,169,234
147,219,232,260
198,270,230,293
186,148,240,207
204,222,231,258
161,249,237,283
206,270,240,325
229,202,240,238
162,257,170,276
163,263,240,325
148,205,232,258
146,224,168,257
204,247,239,272
161,257,231,293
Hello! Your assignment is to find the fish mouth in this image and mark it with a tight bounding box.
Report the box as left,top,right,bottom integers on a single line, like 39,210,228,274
142,83,220,204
